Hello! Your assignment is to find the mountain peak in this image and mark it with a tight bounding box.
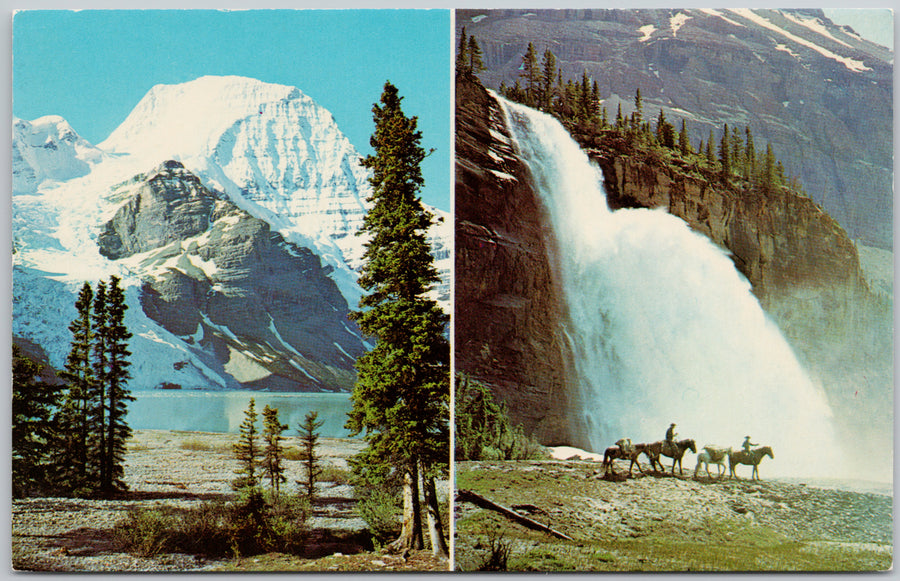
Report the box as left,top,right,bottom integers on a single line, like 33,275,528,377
98,75,313,160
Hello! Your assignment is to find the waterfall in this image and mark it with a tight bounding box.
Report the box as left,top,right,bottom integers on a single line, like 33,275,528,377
496,95,843,478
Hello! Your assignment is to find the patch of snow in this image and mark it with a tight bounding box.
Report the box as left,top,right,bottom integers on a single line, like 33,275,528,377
780,11,853,49
775,43,801,58
289,359,319,383
267,314,303,358
730,9,871,72
670,12,692,37
489,169,516,181
224,345,271,383
549,446,604,462
470,14,487,23
333,342,353,361
638,24,656,42
488,128,511,144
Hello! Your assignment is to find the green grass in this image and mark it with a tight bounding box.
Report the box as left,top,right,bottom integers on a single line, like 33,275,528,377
454,465,892,572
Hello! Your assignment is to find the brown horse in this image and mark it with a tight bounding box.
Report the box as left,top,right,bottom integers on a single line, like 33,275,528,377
643,438,697,476
728,446,774,480
602,440,648,477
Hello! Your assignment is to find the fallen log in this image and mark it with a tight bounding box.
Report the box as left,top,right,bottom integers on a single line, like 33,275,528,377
456,489,574,541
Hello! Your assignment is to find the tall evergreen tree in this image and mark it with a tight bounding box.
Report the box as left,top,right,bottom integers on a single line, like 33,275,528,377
12,345,59,497
706,129,716,165
632,88,644,129
101,275,133,495
298,410,325,498
348,82,450,555
744,126,756,180
55,282,95,492
262,404,288,499
234,398,260,488
762,143,777,192
456,26,468,74
719,124,732,176
540,48,557,110
90,279,109,492
678,119,691,156
467,35,485,75
521,42,540,106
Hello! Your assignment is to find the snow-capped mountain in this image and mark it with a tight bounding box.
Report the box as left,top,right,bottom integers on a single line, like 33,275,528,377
13,115,104,194
13,75,450,392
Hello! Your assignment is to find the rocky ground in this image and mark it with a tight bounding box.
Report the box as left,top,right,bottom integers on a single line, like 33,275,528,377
455,457,892,572
11,430,449,572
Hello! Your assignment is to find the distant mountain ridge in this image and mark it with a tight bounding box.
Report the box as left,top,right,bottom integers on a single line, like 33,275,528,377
13,75,450,392
458,8,893,249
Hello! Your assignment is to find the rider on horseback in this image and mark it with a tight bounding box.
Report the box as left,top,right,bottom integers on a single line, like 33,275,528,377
665,423,677,456
741,435,757,455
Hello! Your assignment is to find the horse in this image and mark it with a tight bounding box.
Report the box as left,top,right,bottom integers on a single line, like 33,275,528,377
694,445,731,479
602,438,647,477
728,446,774,480
644,438,697,476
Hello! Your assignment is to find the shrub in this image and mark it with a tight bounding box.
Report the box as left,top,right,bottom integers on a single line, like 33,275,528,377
478,529,513,571
114,489,310,559
113,509,175,557
319,465,352,485
455,373,548,461
355,487,401,547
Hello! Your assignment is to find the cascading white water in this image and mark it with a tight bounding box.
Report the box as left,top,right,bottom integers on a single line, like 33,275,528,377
497,95,843,478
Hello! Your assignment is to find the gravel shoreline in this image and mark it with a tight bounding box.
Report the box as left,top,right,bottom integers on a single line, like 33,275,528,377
12,429,368,572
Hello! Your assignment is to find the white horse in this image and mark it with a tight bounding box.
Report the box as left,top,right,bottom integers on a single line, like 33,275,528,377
694,445,730,479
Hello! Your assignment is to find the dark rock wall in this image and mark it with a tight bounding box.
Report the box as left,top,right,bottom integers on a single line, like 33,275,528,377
456,76,584,445
99,161,363,392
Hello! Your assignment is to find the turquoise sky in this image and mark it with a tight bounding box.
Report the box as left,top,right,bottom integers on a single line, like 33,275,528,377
12,9,452,211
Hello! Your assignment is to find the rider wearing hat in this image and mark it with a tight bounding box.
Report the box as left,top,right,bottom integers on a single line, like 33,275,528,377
741,435,757,455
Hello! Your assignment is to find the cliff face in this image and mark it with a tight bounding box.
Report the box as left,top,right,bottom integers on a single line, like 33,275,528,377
594,152,867,313
455,76,582,444
98,161,364,392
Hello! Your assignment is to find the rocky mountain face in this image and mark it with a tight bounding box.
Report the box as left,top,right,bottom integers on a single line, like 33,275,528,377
13,75,449,393
457,9,893,249
455,76,580,444
99,160,363,391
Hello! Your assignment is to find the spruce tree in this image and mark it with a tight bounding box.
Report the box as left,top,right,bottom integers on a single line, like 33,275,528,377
633,88,644,128
719,124,731,176
90,279,109,492
744,126,756,180
467,35,485,76
348,82,450,555
262,404,287,499
521,42,540,106
540,48,557,110
12,345,59,497
234,398,260,488
101,275,133,495
706,129,716,166
298,410,325,498
679,119,691,156
55,282,95,493
456,26,468,74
